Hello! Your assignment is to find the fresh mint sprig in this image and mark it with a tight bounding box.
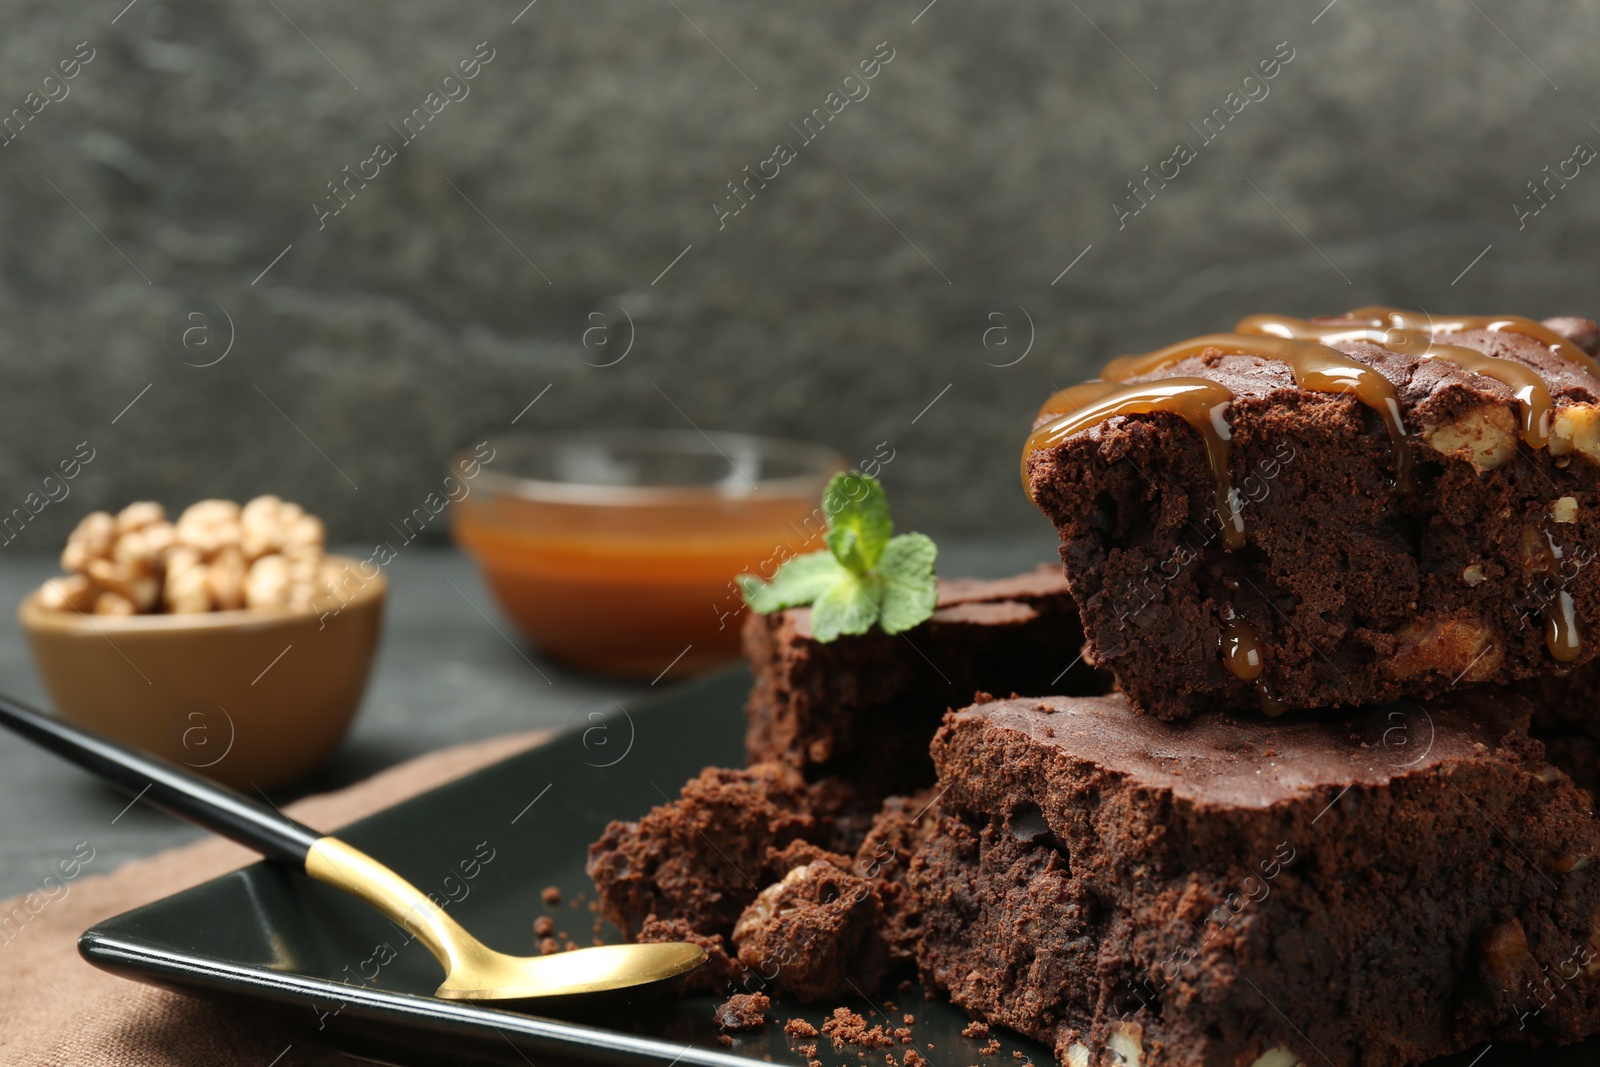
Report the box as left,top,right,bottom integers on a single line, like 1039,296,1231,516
737,472,937,642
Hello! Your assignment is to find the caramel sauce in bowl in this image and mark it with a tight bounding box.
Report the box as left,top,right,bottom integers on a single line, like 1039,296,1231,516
452,432,844,678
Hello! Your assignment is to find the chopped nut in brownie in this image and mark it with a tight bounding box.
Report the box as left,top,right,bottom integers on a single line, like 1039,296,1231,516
713,992,770,1031
733,860,888,1001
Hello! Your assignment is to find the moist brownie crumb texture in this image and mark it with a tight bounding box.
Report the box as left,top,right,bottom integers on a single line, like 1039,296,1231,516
1025,308,1600,719
911,690,1600,1067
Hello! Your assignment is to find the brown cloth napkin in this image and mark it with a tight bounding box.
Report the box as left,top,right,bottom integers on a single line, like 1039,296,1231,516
0,730,549,1067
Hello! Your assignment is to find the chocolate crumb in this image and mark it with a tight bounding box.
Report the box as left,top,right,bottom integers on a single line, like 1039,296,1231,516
714,992,771,1031
808,1060,823,1067
962,1022,989,1039
904,1052,927,1067
785,1019,819,1038
533,916,554,937
981,1039,1001,1056
541,886,561,906
717,1035,734,1047
894,1027,912,1044
822,1007,895,1050
538,937,559,955
902,1014,915,1026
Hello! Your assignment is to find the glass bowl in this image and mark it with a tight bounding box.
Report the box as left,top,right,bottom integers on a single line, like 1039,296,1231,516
451,431,845,678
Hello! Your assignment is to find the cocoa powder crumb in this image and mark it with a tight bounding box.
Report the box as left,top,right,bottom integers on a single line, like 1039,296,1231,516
785,1019,819,1039
962,1022,989,1039
541,886,561,906
533,916,555,937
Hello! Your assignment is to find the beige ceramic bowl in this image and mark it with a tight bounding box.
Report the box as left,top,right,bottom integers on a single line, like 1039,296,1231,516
18,554,385,788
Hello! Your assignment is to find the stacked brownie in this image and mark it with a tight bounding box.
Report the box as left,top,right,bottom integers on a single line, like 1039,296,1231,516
902,309,1600,1065
589,308,1600,1066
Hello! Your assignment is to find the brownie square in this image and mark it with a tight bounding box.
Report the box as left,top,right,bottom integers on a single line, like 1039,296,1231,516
912,689,1600,1066
1025,314,1600,719
742,565,1104,794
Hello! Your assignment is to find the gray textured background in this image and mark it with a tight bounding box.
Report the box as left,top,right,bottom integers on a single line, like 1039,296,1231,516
2,0,1598,546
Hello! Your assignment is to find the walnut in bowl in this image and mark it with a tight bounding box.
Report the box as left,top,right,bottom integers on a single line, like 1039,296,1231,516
21,497,384,787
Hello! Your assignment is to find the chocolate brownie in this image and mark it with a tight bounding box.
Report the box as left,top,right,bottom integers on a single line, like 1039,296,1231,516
586,762,841,940
1024,309,1600,718
743,566,1104,793
912,689,1600,1067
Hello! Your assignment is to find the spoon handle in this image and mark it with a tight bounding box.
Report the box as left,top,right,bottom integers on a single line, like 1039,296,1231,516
0,691,320,863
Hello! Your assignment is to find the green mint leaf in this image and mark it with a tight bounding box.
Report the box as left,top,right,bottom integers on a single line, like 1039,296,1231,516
874,533,939,634
736,470,939,643
809,571,881,642
823,472,892,573
737,551,848,614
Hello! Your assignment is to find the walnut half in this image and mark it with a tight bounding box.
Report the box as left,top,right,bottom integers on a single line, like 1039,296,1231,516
1385,613,1502,683
1421,404,1517,473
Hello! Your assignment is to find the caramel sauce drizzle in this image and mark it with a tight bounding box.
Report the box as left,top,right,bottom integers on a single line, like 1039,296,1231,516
1238,314,1551,449
1350,306,1600,378
1023,378,1244,548
1024,307,1589,666
1220,620,1264,681
1549,591,1583,663
1105,332,1414,491
1528,529,1585,663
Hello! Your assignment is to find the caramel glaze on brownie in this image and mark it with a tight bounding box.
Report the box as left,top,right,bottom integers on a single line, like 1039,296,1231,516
911,688,1600,1067
742,566,1106,795
1025,310,1600,719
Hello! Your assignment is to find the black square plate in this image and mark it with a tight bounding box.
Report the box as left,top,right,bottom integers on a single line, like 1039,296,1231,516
78,668,1054,1067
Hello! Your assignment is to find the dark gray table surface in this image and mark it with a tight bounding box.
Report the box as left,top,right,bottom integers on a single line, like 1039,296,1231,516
0,539,1057,900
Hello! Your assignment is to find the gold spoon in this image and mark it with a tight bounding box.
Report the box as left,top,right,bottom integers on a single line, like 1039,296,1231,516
0,692,705,1003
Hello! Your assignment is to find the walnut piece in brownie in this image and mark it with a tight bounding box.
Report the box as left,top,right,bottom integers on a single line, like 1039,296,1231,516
912,687,1600,1066
1025,311,1600,719
743,566,1104,794
732,859,888,1002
